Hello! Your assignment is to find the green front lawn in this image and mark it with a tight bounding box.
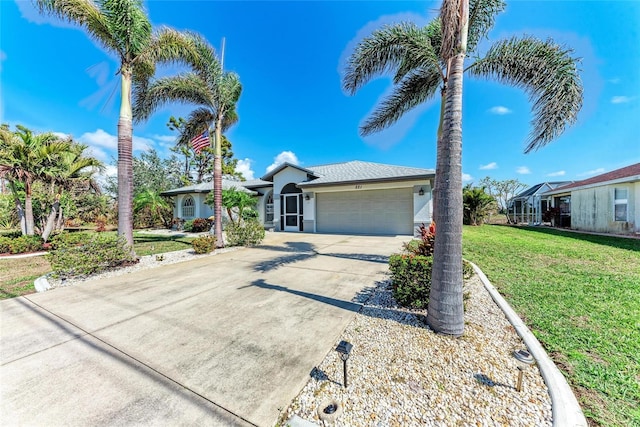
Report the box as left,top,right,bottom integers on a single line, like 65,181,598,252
463,225,640,427
0,232,195,299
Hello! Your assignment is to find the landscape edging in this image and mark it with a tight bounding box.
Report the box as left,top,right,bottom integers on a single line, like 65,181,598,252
469,261,587,427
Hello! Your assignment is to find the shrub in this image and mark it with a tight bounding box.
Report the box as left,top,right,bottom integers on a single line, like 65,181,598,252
241,208,259,221
225,218,265,247
0,236,12,254
47,234,136,278
49,231,94,250
192,235,217,254
191,218,212,233
183,219,194,232
389,254,433,309
404,222,436,256
0,230,22,239
9,235,43,254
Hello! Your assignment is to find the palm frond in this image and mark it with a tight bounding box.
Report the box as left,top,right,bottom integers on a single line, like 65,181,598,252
102,0,151,59
469,36,583,152
178,108,215,146
393,21,442,83
135,28,202,80
35,0,120,56
361,67,442,136
133,73,212,123
467,0,505,53
343,22,439,95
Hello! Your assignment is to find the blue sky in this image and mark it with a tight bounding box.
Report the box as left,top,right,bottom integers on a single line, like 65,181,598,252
1,0,639,186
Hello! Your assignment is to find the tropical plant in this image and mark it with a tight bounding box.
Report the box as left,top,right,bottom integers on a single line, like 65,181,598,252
134,35,242,248
133,189,172,228
463,184,495,225
208,187,257,226
36,0,198,252
342,0,582,335
0,125,72,236
39,140,103,241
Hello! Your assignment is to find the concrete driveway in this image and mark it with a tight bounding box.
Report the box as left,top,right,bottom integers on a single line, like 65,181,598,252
0,233,409,426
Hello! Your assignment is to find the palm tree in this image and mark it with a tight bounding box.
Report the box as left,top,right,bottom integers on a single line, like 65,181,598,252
0,126,72,235
342,0,582,335
41,141,103,241
36,0,198,252
133,35,242,247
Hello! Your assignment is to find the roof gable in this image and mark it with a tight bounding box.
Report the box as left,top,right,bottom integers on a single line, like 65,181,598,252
546,163,640,194
260,163,319,182
299,160,434,187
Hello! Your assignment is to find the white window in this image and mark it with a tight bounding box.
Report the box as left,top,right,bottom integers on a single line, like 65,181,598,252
182,196,195,218
614,188,628,222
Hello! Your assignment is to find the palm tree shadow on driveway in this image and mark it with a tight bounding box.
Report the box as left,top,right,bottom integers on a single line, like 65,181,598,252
252,242,390,273
238,279,427,329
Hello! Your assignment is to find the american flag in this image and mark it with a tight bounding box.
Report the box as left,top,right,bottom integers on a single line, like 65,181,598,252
190,130,210,154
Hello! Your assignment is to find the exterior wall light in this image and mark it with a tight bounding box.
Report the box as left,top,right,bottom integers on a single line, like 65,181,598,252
418,188,425,196
335,340,353,388
305,194,310,200
513,349,535,392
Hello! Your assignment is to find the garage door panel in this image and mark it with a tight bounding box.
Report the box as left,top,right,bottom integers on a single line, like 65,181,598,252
316,188,412,235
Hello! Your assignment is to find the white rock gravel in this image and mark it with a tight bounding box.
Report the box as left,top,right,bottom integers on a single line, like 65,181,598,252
282,275,552,427
45,246,238,289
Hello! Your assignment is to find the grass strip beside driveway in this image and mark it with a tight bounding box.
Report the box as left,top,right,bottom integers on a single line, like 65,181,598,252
0,232,195,299
463,225,639,427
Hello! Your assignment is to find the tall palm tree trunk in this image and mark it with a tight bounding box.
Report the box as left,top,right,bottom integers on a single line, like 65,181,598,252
9,181,27,235
427,0,468,336
24,183,35,235
118,69,135,251
213,116,224,248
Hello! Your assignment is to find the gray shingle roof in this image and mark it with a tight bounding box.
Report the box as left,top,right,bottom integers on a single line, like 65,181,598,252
298,161,434,187
160,179,254,196
241,179,273,188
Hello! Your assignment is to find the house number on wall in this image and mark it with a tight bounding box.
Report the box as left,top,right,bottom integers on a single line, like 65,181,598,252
355,185,363,189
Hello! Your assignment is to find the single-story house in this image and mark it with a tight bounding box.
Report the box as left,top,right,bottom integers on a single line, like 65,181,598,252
541,163,640,235
508,181,573,225
161,160,435,235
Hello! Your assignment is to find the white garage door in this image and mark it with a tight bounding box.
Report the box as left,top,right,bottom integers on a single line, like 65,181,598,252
316,188,413,235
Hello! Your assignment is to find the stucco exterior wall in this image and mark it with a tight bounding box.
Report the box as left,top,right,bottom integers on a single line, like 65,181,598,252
272,168,309,231
571,182,638,234
413,183,433,232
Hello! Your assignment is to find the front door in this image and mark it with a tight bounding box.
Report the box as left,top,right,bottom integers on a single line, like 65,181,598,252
284,194,300,231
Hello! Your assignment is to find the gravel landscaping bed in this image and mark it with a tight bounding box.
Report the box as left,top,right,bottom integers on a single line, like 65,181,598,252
46,246,238,288
282,275,552,426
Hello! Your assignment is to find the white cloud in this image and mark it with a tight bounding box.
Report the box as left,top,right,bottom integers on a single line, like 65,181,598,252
611,96,633,104
53,132,69,140
95,165,117,190
516,166,531,175
0,50,6,71
479,162,498,170
266,151,299,173
153,134,177,143
578,167,605,177
236,158,255,180
79,129,117,149
488,106,512,115
546,170,566,177
78,129,152,161
462,173,473,182
608,77,621,84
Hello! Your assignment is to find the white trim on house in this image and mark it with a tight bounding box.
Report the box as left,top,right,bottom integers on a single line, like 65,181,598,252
161,160,435,236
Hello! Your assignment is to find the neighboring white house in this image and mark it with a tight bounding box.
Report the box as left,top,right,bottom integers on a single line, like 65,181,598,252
508,181,573,225
161,160,435,236
542,163,640,235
